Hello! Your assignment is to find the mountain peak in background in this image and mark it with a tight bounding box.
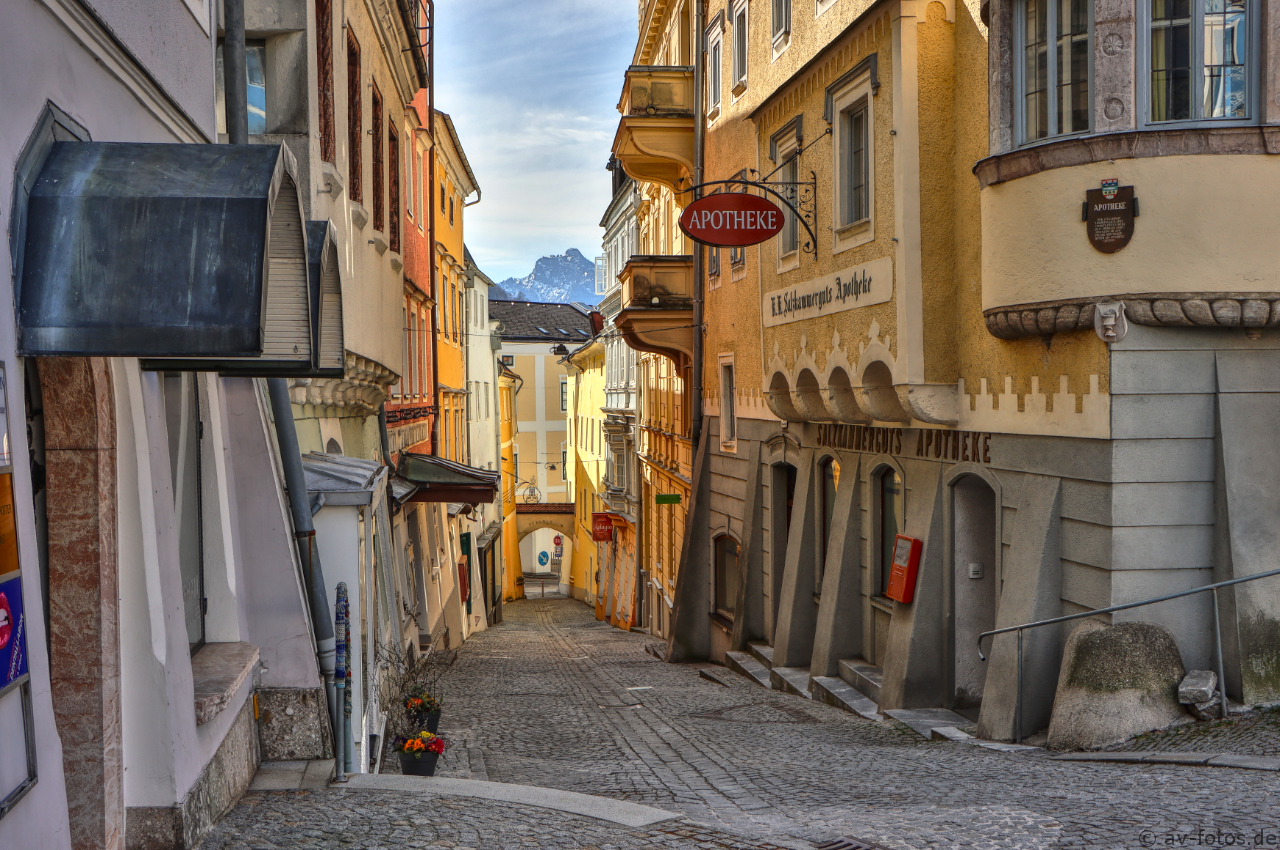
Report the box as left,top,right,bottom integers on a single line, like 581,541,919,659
493,248,596,304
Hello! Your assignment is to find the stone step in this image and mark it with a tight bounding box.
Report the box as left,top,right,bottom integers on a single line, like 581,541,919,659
883,708,973,739
725,651,772,689
747,641,774,670
770,666,813,699
811,676,882,721
838,658,883,705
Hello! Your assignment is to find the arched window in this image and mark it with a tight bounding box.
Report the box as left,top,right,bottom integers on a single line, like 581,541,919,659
877,467,903,597
714,535,740,618
818,457,840,588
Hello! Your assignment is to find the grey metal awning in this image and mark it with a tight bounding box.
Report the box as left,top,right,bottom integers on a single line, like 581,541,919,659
17,141,334,375
301,453,417,506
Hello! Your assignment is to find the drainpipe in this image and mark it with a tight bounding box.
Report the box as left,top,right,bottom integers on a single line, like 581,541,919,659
378,403,394,467
690,0,706,450
267,379,338,747
223,0,248,145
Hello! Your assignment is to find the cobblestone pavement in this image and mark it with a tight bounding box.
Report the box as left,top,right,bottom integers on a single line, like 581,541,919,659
207,599,1280,850
1104,705,1280,755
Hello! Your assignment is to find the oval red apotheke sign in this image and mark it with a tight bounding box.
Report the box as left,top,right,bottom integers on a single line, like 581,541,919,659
679,193,784,248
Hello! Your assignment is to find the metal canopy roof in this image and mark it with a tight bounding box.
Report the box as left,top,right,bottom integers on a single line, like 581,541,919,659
19,142,320,373
301,452,418,506
398,453,499,504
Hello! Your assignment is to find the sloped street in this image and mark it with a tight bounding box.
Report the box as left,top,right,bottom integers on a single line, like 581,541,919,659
202,599,1280,850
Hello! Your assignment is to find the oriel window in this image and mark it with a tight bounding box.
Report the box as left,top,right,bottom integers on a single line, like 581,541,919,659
1018,0,1091,142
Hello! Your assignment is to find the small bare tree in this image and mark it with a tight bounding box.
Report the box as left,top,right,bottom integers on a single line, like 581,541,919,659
373,640,455,740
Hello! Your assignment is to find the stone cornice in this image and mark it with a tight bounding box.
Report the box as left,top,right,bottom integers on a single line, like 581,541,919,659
984,293,1280,339
975,127,1280,189
288,352,398,414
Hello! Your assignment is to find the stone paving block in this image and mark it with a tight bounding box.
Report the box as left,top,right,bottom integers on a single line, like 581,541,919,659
883,708,972,739
931,726,974,742
1051,752,1145,762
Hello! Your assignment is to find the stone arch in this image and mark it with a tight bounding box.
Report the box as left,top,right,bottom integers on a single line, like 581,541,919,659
825,366,869,423
764,372,803,422
790,369,830,422
856,360,911,423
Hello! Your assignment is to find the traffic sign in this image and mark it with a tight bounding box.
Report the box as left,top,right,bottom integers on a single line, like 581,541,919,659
537,551,549,566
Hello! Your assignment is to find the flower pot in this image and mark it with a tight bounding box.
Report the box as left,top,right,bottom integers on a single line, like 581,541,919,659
410,711,441,734
399,751,440,777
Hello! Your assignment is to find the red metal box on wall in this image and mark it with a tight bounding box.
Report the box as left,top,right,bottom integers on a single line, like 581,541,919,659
885,534,922,604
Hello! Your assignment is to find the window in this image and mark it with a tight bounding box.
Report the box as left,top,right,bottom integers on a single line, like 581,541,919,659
406,139,414,221
708,246,720,277
779,153,799,256
501,355,514,366
408,311,417,396
317,0,335,162
818,458,841,586
707,28,723,113
1148,0,1250,123
347,32,362,202
215,41,267,135
840,101,869,225
732,3,748,89
388,125,400,253
730,245,745,266
371,83,384,231
720,360,736,444
714,535,739,618
449,194,455,226
772,0,792,41
440,182,446,213
877,468,903,597
1018,0,1091,142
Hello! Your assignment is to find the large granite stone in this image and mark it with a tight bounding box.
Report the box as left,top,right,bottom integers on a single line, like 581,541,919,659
1047,620,1188,751
1179,670,1218,704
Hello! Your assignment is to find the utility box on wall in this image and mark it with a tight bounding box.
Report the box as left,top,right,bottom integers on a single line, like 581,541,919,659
885,535,922,604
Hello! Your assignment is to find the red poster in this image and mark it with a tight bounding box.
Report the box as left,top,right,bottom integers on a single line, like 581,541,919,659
592,513,614,542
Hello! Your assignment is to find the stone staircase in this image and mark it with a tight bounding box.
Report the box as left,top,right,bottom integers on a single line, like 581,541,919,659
724,644,885,721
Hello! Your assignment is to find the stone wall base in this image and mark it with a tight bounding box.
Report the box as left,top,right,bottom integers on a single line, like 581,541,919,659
125,695,260,850
257,687,332,761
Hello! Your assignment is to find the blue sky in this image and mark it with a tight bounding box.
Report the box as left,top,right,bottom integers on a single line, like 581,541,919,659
434,0,635,283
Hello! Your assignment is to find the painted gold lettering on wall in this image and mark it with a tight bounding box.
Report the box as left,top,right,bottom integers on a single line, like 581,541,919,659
914,429,992,464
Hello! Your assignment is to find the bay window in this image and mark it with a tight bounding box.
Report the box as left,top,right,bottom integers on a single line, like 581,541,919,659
1148,0,1250,123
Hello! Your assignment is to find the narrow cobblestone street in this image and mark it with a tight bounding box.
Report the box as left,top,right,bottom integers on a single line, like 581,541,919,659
201,598,1280,850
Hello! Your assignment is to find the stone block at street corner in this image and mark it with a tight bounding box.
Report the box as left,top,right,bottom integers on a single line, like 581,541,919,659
1179,670,1217,704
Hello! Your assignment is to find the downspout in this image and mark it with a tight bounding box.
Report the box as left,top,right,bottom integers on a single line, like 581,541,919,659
267,380,338,745
378,404,394,467
226,0,338,742
690,0,706,449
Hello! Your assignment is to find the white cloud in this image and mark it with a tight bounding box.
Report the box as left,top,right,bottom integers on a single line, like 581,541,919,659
435,0,634,281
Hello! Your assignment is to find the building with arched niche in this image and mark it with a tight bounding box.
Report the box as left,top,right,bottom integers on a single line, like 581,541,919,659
628,0,1280,745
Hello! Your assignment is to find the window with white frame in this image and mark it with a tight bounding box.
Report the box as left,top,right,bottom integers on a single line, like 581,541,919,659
560,377,568,411
720,358,737,445
778,151,799,258
1146,0,1252,124
772,0,792,42
708,246,721,278
732,2,749,91
730,244,745,266
840,100,869,225
1017,0,1091,143
706,20,723,115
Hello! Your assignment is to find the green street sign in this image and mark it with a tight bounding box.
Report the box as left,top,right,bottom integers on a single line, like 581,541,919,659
654,493,681,505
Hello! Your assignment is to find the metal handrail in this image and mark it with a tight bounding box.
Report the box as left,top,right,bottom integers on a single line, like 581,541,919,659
978,565,1280,743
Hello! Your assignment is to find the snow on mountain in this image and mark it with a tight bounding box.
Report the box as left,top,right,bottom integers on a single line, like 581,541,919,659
493,248,597,304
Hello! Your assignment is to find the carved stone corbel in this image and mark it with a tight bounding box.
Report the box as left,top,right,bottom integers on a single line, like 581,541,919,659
895,383,960,426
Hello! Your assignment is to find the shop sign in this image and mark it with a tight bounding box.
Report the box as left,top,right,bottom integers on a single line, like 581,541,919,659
1084,180,1136,253
592,513,615,542
763,257,893,328
654,493,682,505
816,423,992,464
679,193,784,247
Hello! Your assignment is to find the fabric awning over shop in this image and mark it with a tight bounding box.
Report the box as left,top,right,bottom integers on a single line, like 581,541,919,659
18,142,338,376
398,453,499,504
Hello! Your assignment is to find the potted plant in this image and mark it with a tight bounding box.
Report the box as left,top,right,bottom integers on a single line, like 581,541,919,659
394,731,447,777
406,693,443,734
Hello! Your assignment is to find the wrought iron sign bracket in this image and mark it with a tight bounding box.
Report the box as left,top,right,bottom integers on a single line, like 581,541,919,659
685,172,819,256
